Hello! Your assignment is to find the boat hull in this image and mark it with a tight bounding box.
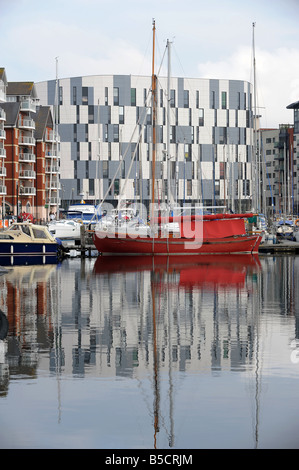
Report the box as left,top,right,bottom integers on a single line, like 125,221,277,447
93,232,262,255
0,241,60,257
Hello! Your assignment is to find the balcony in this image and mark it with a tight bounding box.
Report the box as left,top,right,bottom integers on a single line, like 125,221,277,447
46,151,60,159
45,130,60,143
0,185,6,195
19,136,36,146
48,197,60,205
0,148,6,158
45,165,59,173
18,117,35,130
0,88,6,103
19,186,36,196
19,170,36,179
0,129,6,140
0,108,6,121
19,152,36,163
0,167,6,177
20,99,36,113
46,180,60,190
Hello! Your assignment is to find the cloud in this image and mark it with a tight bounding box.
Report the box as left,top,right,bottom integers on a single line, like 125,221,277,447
197,45,299,128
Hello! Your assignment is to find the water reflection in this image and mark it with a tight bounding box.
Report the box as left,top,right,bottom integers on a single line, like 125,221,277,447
0,254,299,448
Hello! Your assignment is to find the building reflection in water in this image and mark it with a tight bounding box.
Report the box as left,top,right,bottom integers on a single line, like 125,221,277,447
0,254,299,447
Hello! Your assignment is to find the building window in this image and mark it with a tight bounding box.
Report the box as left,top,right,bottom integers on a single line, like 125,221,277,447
170,126,176,143
184,90,189,108
186,180,192,196
103,161,108,177
199,109,204,126
104,124,108,142
59,86,63,105
73,87,77,105
160,89,163,107
88,105,94,124
211,91,215,109
119,106,124,124
82,87,88,105
113,124,119,142
113,87,119,106
221,92,227,109
131,88,136,106
114,179,119,195
185,143,191,161
105,87,108,106
196,91,199,109
170,89,175,108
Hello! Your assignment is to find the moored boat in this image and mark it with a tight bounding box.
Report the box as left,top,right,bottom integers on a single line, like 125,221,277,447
0,222,63,260
93,212,262,255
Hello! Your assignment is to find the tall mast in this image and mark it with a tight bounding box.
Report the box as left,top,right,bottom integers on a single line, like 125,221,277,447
167,38,171,208
252,22,258,212
151,19,157,209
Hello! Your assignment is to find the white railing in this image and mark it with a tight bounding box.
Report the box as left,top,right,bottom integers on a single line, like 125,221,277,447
0,89,6,103
0,167,6,177
19,170,36,179
49,197,60,204
0,185,7,195
19,136,36,146
45,165,59,173
0,108,6,120
46,181,60,190
18,117,35,129
19,153,36,162
20,99,36,112
45,130,60,143
0,148,6,157
20,186,36,195
0,129,6,139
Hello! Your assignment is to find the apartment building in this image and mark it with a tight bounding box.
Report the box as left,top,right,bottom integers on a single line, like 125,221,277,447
0,74,60,221
0,68,7,218
35,74,254,212
259,122,298,217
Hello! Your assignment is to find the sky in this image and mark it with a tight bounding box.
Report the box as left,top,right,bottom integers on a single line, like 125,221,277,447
1,0,299,128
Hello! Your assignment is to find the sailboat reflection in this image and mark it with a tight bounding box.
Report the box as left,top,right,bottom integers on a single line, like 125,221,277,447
94,254,261,290
94,254,261,448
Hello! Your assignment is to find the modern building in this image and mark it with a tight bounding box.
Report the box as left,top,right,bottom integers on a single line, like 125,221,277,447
35,74,255,212
259,125,296,217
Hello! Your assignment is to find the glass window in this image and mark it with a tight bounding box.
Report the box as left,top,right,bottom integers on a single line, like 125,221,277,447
131,88,136,106
73,87,77,105
170,89,175,108
113,124,119,142
119,106,124,124
221,92,227,109
113,87,119,106
32,228,48,239
184,90,189,108
199,109,204,126
105,87,108,105
82,87,88,105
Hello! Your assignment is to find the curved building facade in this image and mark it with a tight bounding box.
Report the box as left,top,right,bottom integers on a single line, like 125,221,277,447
35,74,254,211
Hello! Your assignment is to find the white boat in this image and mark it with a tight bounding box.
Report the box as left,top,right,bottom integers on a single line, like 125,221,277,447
47,219,82,241
67,203,98,225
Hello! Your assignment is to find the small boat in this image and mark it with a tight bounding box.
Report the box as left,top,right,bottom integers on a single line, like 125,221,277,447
275,218,295,240
67,202,99,225
48,219,82,241
0,222,63,260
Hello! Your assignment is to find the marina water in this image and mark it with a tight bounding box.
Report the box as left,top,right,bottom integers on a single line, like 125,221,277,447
0,253,299,449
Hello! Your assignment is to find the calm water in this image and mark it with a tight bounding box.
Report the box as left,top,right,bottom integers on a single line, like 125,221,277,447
0,253,299,449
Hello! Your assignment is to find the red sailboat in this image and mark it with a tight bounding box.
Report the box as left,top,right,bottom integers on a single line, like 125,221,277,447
93,22,262,257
